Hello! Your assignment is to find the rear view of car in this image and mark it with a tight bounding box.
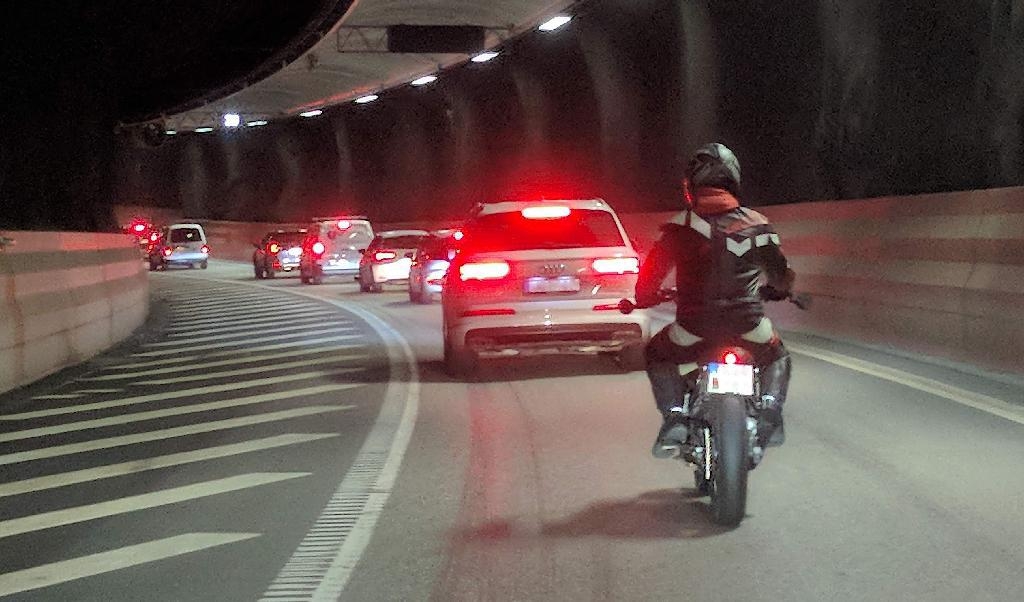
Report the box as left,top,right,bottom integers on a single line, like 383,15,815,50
148,223,209,271
300,217,374,285
441,199,649,375
253,230,306,279
408,230,461,303
358,230,429,292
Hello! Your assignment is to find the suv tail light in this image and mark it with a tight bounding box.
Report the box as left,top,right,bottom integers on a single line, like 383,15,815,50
162,248,172,257
201,245,210,254
592,257,639,274
312,241,326,256
374,250,397,261
268,243,280,254
459,260,511,281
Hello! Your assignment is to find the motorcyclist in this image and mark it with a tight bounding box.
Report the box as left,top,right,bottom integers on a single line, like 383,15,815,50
634,143,794,458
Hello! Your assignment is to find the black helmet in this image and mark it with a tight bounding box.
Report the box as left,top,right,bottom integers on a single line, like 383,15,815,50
685,143,741,196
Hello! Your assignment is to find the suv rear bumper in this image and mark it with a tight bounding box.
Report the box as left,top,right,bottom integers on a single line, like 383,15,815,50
465,323,645,356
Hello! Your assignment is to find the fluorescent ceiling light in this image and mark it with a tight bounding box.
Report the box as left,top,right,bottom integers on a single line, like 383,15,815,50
246,120,268,127
223,113,241,127
471,51,500,63
539,15,572,31
299,109,323,118
355,94,379,104
165,130,177,135
195,127,214,133
411,75,437,86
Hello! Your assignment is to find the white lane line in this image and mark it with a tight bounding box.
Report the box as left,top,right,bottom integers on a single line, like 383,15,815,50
131,330,362,357
0,473,308,539
0,406,351,466
789,342,1024,426
75,389,123,394
105,355,202,370
203,335,368,358
136,356,371,386
3,370,365,420
0,433,337,498
0,388,359,443
83,346,364,381
169,302,309,321
167,311,336,329
30,394,81,400
145,323,358,347
0,533,261,597
257,283,420,602
169,315,344,337
168,292,289,308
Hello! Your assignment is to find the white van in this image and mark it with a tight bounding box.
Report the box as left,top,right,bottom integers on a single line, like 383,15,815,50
149,223,210,270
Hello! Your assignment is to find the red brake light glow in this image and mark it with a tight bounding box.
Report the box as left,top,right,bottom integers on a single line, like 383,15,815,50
268,243,280,254
724,352,738,365
521,206,571,219
162,248,172,257
132,223,146,233
201,245,210,254
592,257,639,274
459,260,511,281
337,220,350,230
452,230,464,241
149,233,159,242
312,241,326,256
374,250,397,261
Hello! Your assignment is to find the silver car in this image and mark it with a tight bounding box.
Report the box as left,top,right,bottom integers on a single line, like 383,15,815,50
408,232,459,303
300,217,374,285
149,223,209,271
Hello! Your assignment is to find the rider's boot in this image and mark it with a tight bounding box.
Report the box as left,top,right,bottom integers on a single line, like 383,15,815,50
652,405,690,458
757,353,791,448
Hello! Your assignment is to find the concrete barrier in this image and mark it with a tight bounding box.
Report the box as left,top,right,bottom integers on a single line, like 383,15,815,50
0,231,148,395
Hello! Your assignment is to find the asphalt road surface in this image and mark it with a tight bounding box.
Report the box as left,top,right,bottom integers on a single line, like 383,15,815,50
2,261,1022,601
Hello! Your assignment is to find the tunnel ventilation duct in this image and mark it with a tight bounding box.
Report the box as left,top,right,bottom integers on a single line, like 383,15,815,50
386,25,486,53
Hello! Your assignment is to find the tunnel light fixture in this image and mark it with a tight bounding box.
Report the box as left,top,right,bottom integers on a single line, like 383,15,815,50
223,113,241,128
300,109,324,118
355,94,379,104
165,130,177,135
539,15,572,31
194,127,214,133
410,75,438,86
471,51,500,63
246,120,268,127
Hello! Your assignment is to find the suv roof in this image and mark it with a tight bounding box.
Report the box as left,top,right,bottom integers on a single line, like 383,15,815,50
311,215,369,222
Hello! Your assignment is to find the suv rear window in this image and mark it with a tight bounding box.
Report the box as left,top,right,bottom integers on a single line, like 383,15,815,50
322,222,373,246
268,231,305,246
372,235,426,249
463,209,624,252
169,228,202,243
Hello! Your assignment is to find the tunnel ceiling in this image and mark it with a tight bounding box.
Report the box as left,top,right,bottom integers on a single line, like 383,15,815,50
160,0,577,132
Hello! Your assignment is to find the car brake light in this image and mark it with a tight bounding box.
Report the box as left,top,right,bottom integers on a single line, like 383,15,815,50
132,223,146,233
337,220,350,230
592,303,621,311
452,230,464,241
201,245,210,254
459,260,511,281
162,248,172,257
462,308,516,317
269,243,280,254
521,206,571,219
374,250,397,261
592,257,639,274
312,241,326,256
149,233,159,242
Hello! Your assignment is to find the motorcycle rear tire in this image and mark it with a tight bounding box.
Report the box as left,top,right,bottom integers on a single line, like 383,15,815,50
710,396,749,527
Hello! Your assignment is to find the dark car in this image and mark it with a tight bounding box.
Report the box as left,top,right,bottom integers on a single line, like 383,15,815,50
253,230,307,279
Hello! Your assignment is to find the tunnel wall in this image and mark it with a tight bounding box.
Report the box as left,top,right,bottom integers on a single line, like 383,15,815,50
0,231,148,395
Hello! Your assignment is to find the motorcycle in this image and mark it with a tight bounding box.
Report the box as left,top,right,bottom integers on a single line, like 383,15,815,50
619,288,810,526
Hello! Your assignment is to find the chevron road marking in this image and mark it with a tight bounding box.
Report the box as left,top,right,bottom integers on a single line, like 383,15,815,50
0,406,352,466
168,314,343,337
203,335,368,358
130,329,362,357
0,433,337,498
0,532,261,597
0,473,308,539
136,356,371,386
144,323,357,347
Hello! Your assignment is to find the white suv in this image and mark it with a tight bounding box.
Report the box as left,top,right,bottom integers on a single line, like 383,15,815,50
442,199,650,376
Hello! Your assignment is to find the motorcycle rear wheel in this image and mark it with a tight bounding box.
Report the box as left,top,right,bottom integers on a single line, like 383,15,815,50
709,396,749,526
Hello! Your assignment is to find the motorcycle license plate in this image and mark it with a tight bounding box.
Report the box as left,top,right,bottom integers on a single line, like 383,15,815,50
707,363,755,396
524,276,580,294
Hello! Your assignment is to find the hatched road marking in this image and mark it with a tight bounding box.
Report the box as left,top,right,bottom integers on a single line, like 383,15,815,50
168,314,343,337
0,473,309,539
131,329,362,357
144,323,358,347
136,355,372,386
0,533,261,597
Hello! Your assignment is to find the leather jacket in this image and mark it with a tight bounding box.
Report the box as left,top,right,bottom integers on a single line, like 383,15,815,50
635,188,793,338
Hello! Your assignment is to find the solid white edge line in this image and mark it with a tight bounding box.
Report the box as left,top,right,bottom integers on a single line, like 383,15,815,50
181,274,419,601
0,532,261,597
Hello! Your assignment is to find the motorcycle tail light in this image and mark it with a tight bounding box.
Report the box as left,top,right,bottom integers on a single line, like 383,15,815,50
312,241,326,256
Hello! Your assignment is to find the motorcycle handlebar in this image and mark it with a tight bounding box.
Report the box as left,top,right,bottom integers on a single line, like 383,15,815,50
618,288,811,314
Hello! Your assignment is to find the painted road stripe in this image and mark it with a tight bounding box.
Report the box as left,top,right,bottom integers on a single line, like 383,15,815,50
0,406,351,466
145,323,357,347
136,356,371,386
131,329,362,357
75,389,123,394
30,394,81,400
168,315,343,337
83,346,363,381
0,533,261,597
167,310,336,329
168,292,288,308
204,335,368,358
0,473,308,539
0,388,360,443
3,370,365,420
0,433,337,498
105,355,201,370
789,342,1024,426
169,301,307,320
